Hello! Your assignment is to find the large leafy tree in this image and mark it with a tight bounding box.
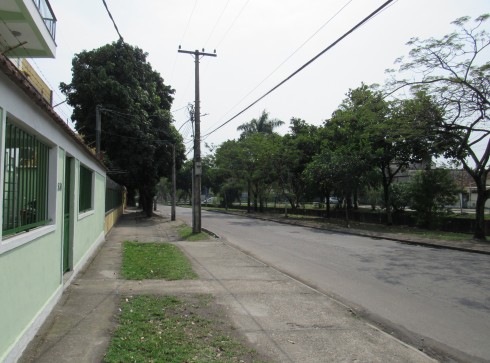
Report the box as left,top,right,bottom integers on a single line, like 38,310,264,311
390,15,490,239
279,118,320,209
214,133,281,212
367,90,444,225
310,85,439,225
319,85,382,212
60,40,184,216
176,160,193,204
409,168,459,228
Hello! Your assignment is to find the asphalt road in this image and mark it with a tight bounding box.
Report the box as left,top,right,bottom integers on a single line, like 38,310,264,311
173,206,490,362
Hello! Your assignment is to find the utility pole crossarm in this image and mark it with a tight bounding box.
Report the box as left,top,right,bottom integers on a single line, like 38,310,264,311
178,49,217,58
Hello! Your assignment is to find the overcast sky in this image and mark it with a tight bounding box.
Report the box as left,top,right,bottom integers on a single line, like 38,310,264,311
36,0,489,155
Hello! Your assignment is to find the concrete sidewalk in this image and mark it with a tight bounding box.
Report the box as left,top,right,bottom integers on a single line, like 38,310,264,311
19,209,435,363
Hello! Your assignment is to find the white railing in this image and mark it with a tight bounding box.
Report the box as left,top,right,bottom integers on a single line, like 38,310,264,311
32,0,56,41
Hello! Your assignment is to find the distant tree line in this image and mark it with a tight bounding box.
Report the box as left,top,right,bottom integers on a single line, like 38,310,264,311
62,16,488,238
194,15,489,240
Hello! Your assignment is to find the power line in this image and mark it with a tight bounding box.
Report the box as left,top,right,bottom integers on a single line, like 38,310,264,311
180,0,199,46
204,0,231,48
171,105,189,113
101,0,124,41
204,0,354,134
215,0,251,49
99,107,171,120
202,0,395,139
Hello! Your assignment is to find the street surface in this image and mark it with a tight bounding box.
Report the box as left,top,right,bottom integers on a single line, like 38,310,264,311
172,206,490,362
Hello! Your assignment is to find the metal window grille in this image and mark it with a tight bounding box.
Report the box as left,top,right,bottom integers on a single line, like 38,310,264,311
2,121,50,236
79,165,93,212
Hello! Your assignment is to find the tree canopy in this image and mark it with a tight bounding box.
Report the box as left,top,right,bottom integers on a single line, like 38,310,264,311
237,110,284,138
61,40,185,216
390,14,490,239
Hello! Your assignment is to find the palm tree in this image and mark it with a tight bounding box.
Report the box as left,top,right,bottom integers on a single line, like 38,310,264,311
237,110,284,137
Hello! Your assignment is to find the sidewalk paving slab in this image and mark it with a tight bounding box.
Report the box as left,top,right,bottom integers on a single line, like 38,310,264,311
19,209,437,363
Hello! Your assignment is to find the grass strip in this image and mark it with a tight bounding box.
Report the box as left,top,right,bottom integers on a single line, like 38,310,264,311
122,241,197,280
104,295,267,363
212,208,474,242
178,224,210,241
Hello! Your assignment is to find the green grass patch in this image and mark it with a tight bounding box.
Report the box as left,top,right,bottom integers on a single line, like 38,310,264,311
308,216,472,241
122,241,197,280
178,224,210,241
279,213,472,241
215,207,475,242
104,295,267,363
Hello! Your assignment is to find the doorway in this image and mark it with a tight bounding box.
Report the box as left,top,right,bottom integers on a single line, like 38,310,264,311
63,156,73,273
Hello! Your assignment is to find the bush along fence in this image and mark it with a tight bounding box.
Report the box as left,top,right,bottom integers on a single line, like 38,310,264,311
229,205,490,235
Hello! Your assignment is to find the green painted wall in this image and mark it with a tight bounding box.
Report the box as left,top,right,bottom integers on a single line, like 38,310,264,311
0,149,63,359
72,166,105,266
0,148,106,361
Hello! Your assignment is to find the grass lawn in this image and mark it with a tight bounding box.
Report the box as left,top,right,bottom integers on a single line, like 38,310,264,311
122,241,197,280
104,295,267,363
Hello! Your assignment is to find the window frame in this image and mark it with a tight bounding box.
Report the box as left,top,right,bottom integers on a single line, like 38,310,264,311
2,119,51,236
78,163,94,215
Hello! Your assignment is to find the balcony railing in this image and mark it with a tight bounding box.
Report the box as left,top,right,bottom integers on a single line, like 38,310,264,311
32,0,56,41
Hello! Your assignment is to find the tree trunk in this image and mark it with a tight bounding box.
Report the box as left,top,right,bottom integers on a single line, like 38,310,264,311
127,188,136,207
324,188,331,218
381,169,393,226
462,164,487,240
254,182,258,212
344,193,350,228
474,187,487,240
247,180,251,213
140,188,154,217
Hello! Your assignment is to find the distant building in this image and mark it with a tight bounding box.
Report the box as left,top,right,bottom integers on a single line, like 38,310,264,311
394,163,489,210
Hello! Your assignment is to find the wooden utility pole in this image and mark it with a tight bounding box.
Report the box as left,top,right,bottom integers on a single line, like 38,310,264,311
96,105,101,159
171,143,176,221
178,48,216,233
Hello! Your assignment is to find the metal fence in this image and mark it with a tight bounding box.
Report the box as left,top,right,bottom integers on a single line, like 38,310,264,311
2,121,50,236
105,177,123,213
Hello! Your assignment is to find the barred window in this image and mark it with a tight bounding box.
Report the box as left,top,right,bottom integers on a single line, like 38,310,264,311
2,120,50,236
79,164,93,213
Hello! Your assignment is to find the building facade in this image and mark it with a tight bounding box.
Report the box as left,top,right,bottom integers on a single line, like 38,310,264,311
0,2,112,362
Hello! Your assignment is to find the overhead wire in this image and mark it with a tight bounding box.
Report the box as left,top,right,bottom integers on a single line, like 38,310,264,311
171,105,190,113
214,0,251,49
204,0,231,48
202,0,395,139
179,0,199,46
203,0,355,134
101,0,124,41
169,0,199,82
